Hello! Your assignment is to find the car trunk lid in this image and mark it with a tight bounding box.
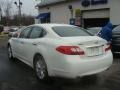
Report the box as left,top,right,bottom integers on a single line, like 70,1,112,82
62,36,106,57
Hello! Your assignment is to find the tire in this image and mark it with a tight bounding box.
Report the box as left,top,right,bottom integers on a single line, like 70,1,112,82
83,74,98,83
8,45,15,61
34,55,50,82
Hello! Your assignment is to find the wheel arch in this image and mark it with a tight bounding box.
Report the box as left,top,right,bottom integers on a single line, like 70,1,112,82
33,53,42,65
32,46,53,76
33,53,47,68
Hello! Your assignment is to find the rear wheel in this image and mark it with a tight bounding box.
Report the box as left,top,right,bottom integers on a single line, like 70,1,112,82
34,55,50,82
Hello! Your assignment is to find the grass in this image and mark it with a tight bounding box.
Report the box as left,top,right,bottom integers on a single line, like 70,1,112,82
0,34,8,48
0,33,8,39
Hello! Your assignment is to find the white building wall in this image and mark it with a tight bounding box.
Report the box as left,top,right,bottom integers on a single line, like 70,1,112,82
38,3,71,24
38,0,120,25
110,0,120,25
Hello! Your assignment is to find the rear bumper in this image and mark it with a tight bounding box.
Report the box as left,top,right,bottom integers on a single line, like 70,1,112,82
52,52,113,78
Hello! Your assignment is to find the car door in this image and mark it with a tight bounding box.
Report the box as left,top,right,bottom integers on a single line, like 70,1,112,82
21,26,47,65
17,27,32,60
10,27,25,57
10,33,20,57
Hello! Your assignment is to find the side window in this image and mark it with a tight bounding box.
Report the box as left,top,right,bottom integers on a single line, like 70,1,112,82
19,27,32,38
29,27,46,39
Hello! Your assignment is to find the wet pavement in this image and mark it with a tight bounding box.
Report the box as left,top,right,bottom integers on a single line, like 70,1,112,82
0,36,120,90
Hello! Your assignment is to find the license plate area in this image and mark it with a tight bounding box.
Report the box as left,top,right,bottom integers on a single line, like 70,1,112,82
86,46,103,56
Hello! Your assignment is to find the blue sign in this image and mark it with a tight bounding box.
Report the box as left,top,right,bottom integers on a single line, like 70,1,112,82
81,0,108,7
81,0,90,7
91,0,108,5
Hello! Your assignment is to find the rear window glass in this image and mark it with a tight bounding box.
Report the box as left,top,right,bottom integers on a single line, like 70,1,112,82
52,26,91,37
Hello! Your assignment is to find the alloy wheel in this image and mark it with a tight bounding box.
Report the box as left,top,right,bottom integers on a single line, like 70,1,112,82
8,46,12,59
35,59,46,79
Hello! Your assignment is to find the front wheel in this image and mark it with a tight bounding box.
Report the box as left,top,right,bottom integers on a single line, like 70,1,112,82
8,45,15,61
34,55,50,82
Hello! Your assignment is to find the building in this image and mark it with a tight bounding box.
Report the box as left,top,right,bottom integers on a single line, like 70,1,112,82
35,0,120,28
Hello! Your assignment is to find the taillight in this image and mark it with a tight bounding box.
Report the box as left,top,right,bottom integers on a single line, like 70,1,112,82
56,46,85,55
105,44,111,52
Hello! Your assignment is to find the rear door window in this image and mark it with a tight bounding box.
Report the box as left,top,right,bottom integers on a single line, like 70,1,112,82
19,27,32,38
29,26,46,39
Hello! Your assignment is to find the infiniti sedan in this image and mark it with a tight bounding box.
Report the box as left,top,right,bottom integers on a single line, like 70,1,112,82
8,24,113,81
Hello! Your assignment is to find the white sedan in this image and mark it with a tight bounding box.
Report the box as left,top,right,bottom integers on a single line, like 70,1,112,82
8,24,113,81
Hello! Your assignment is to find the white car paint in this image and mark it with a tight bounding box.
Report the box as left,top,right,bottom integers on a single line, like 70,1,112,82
8,24,113,79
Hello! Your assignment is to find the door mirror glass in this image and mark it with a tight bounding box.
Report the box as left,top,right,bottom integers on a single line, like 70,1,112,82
13,33,18,38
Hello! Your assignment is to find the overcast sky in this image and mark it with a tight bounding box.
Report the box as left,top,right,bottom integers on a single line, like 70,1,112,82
0,0,41,16
19,0,39,16
2,0,40,16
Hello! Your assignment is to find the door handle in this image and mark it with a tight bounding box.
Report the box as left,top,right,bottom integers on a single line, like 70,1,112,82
32,42,38,46
32,43,37,45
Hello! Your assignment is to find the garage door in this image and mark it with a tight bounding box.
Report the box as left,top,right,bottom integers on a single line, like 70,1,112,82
83,18,109,28
82,9,110,19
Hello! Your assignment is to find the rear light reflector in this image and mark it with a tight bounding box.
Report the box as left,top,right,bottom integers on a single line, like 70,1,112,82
56,46,85,55
105,44,111,52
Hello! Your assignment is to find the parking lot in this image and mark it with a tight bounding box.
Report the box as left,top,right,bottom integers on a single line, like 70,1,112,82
0,36,120,90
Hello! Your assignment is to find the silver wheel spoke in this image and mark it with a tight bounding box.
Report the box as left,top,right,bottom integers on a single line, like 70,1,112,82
36,59,46,79
8,47,12,58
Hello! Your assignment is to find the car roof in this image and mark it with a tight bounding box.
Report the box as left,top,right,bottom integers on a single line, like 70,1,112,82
29,24,76,38
32,23,73,28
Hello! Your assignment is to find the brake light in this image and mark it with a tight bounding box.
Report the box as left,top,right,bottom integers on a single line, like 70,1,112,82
56,46,85,55
105,44,111,52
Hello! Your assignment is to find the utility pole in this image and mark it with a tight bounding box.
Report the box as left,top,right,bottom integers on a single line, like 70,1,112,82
0,6,2,22
14,0,22,26
18,0,22,24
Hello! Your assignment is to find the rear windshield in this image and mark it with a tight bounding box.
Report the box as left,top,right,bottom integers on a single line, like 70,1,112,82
52,26,91,37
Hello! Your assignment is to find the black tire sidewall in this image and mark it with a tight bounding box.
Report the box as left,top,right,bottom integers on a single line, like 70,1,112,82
34,55,49,81
8,46,13,61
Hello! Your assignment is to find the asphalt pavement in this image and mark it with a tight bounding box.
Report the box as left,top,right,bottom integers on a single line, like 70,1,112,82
0,36,120,90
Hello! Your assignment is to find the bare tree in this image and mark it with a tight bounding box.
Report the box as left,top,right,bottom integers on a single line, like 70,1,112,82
0,1,4,21
2,1,12,17
0,6,2,21
0,0,13,25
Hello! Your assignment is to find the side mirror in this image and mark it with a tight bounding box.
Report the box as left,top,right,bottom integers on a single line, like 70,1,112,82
8,34,12,37
13,33,18,38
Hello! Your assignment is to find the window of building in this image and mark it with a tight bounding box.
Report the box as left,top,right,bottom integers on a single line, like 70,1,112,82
36,12,51,23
